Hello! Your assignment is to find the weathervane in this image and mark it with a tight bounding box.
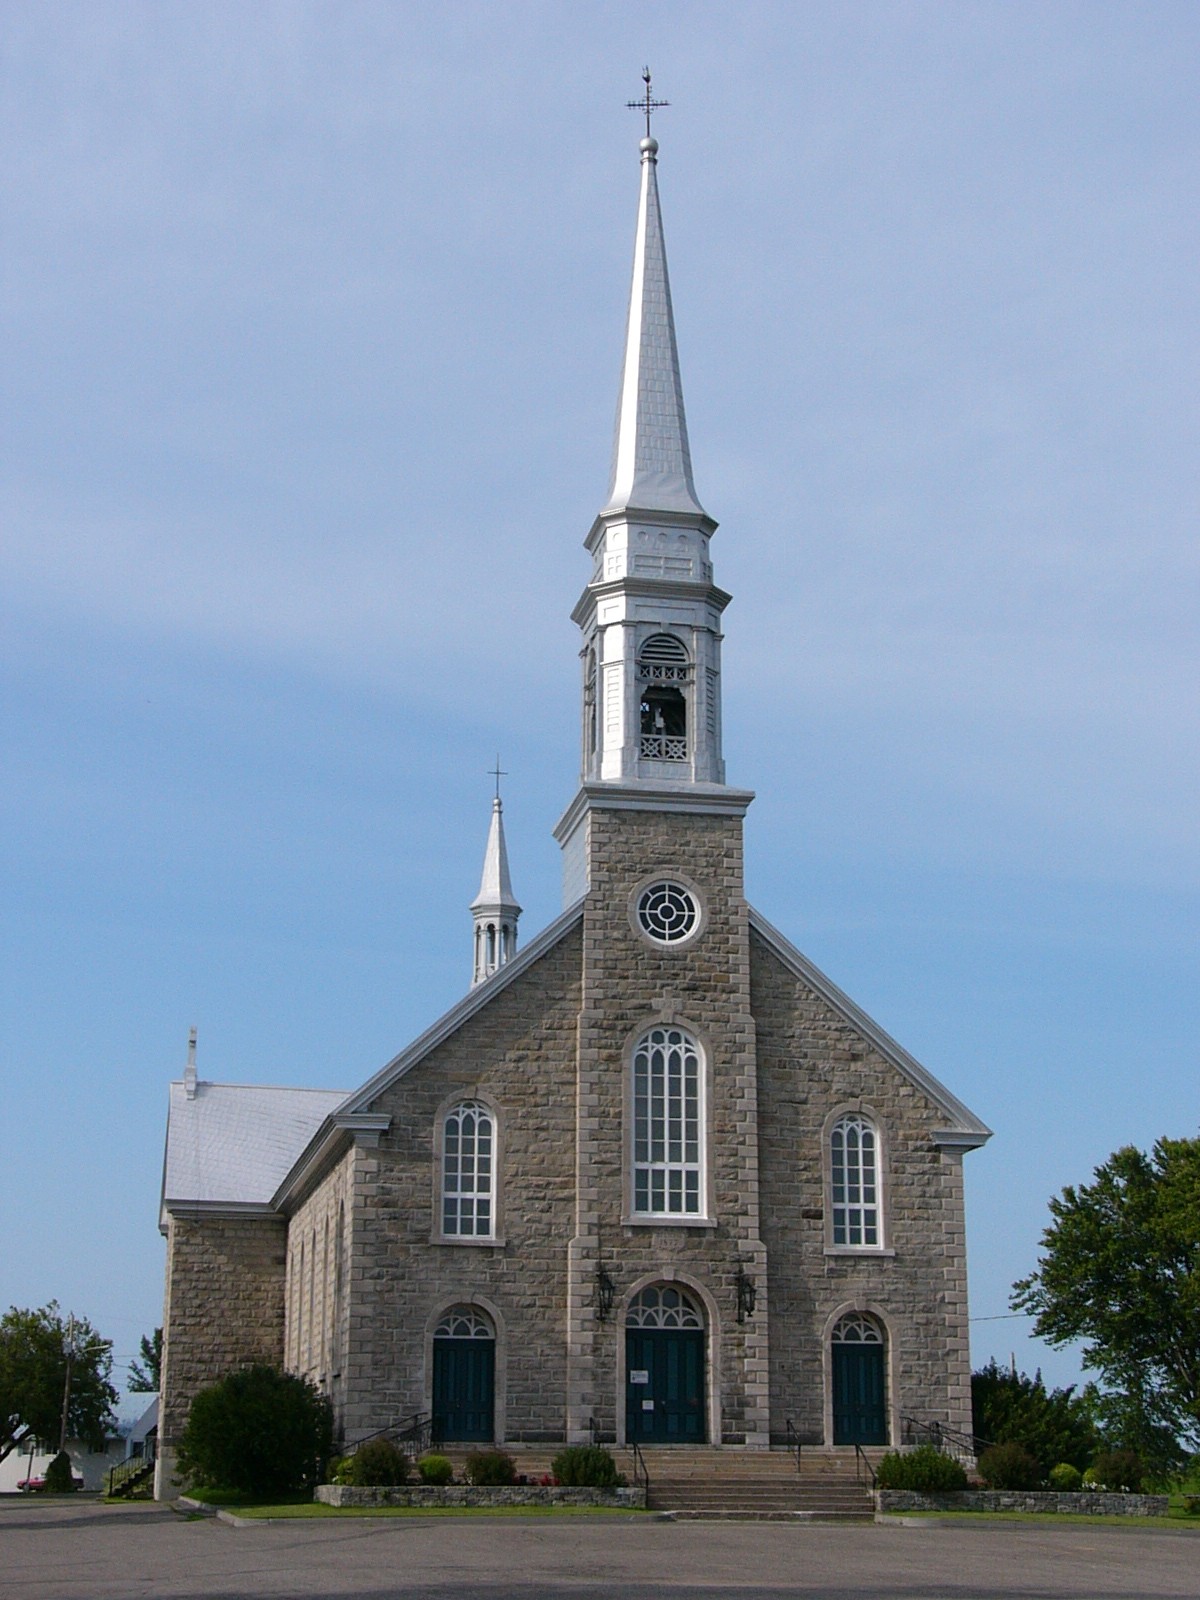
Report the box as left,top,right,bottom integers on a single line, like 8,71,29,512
627,66,669,139
489,755,507,802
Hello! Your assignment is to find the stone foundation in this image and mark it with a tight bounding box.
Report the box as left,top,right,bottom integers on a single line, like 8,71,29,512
876,1489,1169,1516
316,1484,646,1509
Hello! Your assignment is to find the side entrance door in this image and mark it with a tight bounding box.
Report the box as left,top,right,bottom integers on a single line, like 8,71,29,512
432,1337,495,1442
832,1340,887,1445
625,1329,705,1443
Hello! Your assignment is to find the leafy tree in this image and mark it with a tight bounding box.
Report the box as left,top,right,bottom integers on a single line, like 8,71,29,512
177,1365,333,1497
971,1359,1096,1473
127,1329,162,1394
1012,1137,1200,1450
1080,1380,1186,1482
0,1304,117,1465
42,1450,78,1493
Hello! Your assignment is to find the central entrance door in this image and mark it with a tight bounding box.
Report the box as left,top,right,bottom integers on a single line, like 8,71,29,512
432,1306,495,1442
831,1313,888,1445
625,1284,706,1444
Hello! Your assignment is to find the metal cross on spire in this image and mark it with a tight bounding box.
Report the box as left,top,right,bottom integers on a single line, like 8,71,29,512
489,755,507,801
627,66,669,138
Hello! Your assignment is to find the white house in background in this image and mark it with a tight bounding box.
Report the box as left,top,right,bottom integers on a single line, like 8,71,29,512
0,1436,126,1493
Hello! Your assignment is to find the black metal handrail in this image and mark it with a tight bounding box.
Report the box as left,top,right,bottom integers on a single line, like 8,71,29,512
784,1418,802,1475
347,1411,433,1461
106,1455,156,1498
626,1440,650,1494
899,1414,987,1460
854,1443,877,1487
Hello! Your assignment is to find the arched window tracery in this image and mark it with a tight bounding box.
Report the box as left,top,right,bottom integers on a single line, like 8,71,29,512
831,1114,880,1247
442,1100,495,1238
632,1026,704,1217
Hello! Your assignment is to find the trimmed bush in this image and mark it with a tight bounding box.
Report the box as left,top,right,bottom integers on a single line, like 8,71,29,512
551,1445,620,1487
347,1438,409,1487
43,1451,77,1493
978,1441,1041,1490
1048,1461,1083,1491
1089,1449,1144,1492
177,1364,333,1498
327,1455,353,1486
463,1448,517,1486
417,1453,454,1486
874,1445,969,1492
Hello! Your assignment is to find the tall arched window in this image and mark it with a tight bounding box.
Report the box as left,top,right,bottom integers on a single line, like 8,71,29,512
442,1100,495,1238
638,633,689,760
831,1114,879,1247
632,1026,704,1217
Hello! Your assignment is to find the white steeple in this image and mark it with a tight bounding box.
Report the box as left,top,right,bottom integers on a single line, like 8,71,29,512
554,105,753,906
470,786,521,986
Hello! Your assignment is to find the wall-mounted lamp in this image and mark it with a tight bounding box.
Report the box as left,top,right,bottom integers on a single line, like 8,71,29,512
735,1265,757,1323
595,1264,616,1322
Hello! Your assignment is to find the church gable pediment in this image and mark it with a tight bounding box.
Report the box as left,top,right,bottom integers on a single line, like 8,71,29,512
748,908,990,1150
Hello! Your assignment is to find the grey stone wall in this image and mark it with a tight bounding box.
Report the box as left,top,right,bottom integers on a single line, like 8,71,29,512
570,805,768,1447
316,1484,646,1508
156,1211,288,1496
286,1151,353,1429
876,1489,1169,1516
750,932,973,1445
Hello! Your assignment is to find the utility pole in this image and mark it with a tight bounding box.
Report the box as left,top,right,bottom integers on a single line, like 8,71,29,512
57,1314,109,1455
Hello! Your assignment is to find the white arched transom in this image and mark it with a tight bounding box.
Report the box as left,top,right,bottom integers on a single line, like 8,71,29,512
434,1305,495,1340
626,1283,704,1329
831,1312,884,1345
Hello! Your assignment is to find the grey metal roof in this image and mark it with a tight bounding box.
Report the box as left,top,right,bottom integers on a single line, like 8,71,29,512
470,796,521,913
603,136,707,520
162,1080,348,1214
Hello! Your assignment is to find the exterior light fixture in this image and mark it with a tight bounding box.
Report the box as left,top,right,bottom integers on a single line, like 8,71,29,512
735,1265,757,1323
595,1264,616,1321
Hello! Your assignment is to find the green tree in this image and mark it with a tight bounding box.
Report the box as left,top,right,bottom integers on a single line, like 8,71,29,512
0,1304,117,1465
177,1365,333,1497
1012,1137,1200,1450
127,1329,162,1393
971,1359,1096,1473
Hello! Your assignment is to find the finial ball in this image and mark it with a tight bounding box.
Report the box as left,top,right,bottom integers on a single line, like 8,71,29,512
640,136,659,157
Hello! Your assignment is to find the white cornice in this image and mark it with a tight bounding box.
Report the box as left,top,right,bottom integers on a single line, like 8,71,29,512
571,576,732,628
553,781,755,843
159,1198,280,1236
747,907,992,1151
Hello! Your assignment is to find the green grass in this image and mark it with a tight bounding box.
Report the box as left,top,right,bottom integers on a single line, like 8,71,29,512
223,1502,650,1520
887,1508,1200,1530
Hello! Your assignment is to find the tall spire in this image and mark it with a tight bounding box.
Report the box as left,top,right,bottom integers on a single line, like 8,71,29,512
603,132,706,519
470,779,521,986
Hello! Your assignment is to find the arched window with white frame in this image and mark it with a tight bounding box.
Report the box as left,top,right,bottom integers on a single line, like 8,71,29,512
442,1100,495,1238
632,1026,704,1217
830,1113,880,1247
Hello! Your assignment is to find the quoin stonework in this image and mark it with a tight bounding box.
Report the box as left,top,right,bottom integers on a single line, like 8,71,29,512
155,120,990,1499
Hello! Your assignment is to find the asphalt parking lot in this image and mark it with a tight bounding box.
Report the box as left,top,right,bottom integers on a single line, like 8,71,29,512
3,1500,1199,1600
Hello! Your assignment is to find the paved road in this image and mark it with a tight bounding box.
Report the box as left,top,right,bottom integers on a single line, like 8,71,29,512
2,1501,1198,1599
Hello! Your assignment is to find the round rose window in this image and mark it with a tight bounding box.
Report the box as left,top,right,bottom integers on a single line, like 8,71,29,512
636,881,700,944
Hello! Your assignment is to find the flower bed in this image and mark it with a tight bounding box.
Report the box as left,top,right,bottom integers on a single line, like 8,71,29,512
876,1489,1169,1516
316,1484,646,1509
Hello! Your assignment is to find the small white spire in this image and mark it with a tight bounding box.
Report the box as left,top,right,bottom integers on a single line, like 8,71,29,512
470,773,521,987
183,1026,198,1100
603,123,706,519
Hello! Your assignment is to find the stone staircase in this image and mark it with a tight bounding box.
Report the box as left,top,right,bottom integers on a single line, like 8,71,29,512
430,1444,876,1521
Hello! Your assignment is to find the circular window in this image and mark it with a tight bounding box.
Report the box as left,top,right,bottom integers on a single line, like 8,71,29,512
636,881,700,944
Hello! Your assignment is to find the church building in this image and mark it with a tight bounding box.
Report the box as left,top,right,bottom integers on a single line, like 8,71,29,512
155,124,991,1499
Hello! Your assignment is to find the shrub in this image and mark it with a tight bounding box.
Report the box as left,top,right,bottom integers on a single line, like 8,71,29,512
347,1438,409,1487
1089,1449,1144,1492
1048,1461,1083,1492
43,1451,77,1493
551,1445,620,1487
177,1364,333,1498
977,1441,1041,1490
463,1448,517,1486
417,1453,454,1486
327,1455,353,1486
875,1445,968,1492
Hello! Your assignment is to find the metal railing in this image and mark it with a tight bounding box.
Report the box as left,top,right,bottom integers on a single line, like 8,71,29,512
348,1411,433,1462
626,1440,650,1495
784,1418,802,1475
854,1443,877,1487
899,1415,986,1463
106,1450,156,1499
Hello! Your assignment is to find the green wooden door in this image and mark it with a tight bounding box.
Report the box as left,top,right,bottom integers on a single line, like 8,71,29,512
832,1341,887,1445
432,1338,495,1442
625,1330,705,1443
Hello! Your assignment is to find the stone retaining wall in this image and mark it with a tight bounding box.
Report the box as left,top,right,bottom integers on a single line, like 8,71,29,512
316,1484,646,1508
876,1489,1169,1516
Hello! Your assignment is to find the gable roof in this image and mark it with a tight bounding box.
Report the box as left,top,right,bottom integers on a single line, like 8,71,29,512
270,900,586,1211
160,1080,348,1231
748,906,991,1150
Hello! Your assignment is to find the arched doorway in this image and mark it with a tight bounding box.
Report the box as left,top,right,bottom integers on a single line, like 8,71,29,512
831,1313,888,1445
625,1284,706,1443
432,1306,495,1442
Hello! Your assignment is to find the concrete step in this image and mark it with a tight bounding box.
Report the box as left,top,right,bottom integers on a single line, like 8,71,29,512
666,1509,875,1523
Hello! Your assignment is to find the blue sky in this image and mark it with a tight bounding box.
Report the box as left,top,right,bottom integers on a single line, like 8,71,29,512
2,2,1196,1415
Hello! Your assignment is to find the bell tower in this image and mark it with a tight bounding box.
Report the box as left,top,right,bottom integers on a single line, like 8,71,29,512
556,126,753,902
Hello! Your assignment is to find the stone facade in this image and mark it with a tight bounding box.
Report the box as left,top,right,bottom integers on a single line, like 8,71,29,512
876,1490,1170,1516
155,1212,287,1497
316,1485,646,1509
